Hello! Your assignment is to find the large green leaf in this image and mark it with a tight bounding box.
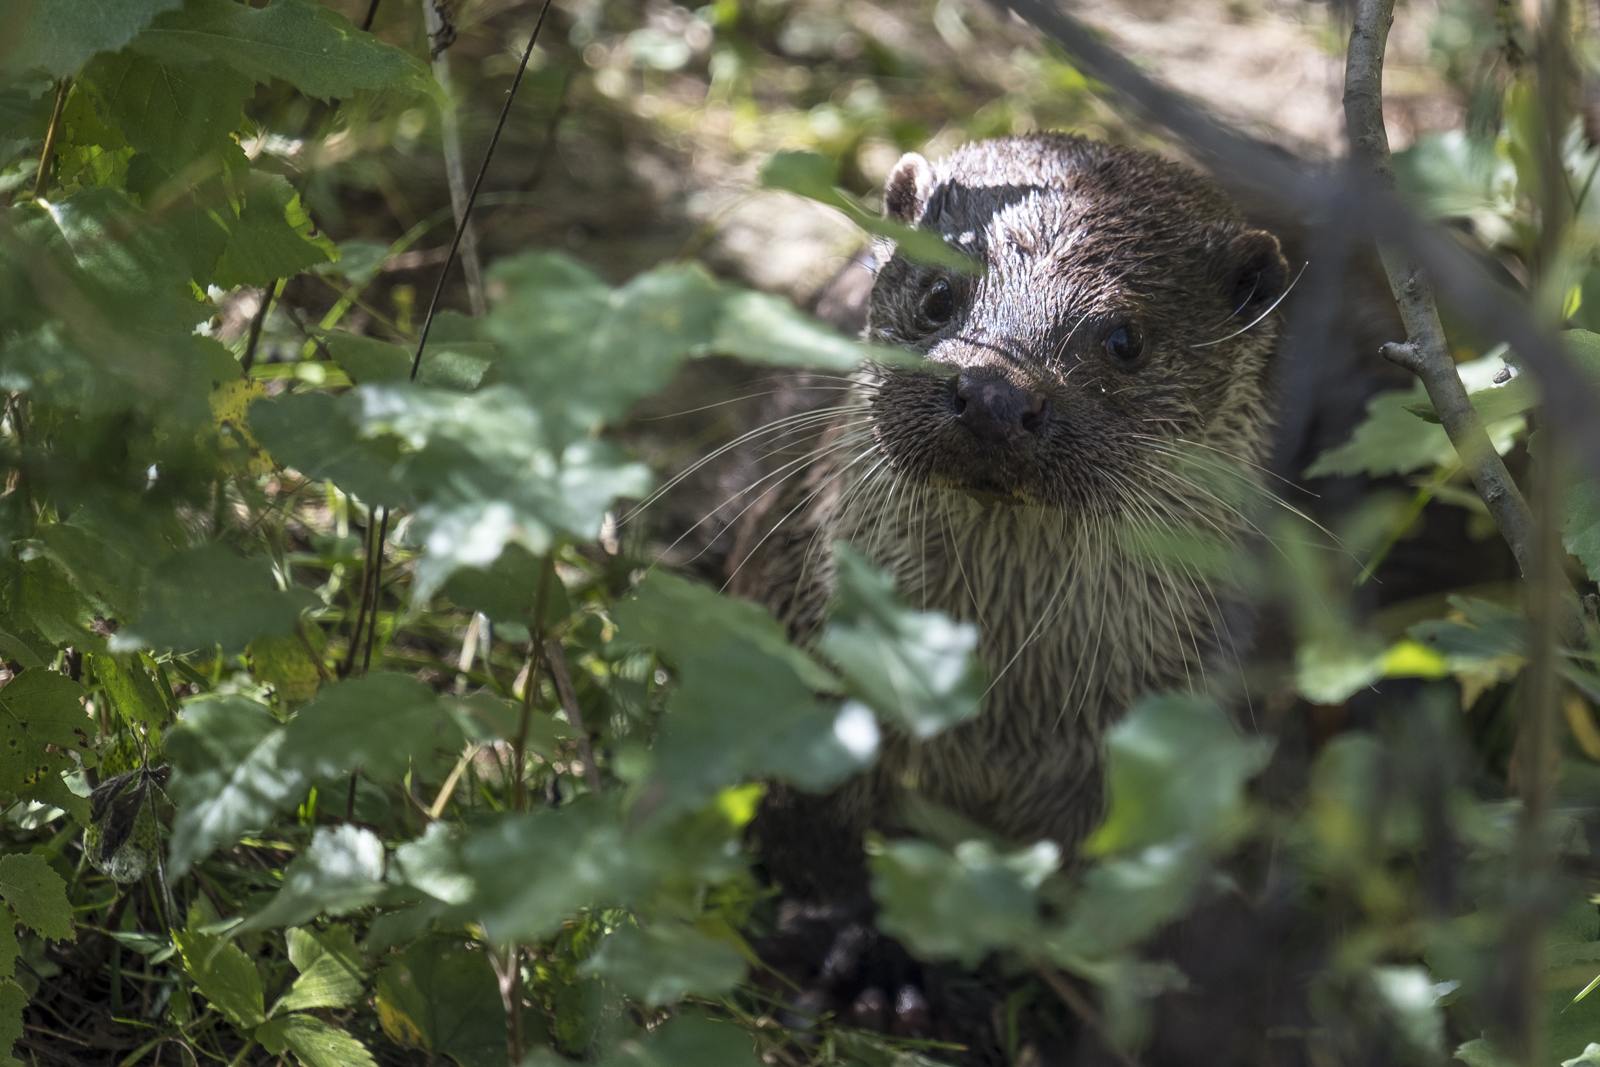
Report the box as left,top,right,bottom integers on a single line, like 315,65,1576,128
277,673,466,784
818,544,984,739
592,1013,762,1067
372,934,520,1067
870,838,1058,968
257,1014,376,1067
582,921,746,1006
5,0,184,77
236,826,388,935
0,854,74,942
0,668,92,794
175,919,265,1030
84,51,252,177
165,695,306,872
111,543,319,654
612,571,869,817
133,0,437,102
212,173,335,288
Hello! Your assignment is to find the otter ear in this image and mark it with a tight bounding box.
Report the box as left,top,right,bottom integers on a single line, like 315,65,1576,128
1225,230,1289,314
884,152,934,224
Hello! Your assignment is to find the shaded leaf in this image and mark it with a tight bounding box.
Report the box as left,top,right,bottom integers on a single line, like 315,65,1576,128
373,934,515,1067
111,543,318,655
7,0,183,77
0,854,74,942
175,921,265,1030
0,668,92,793
278,674,464,783
84,51,252,177
256,1014,377,1067
582,921,747,1005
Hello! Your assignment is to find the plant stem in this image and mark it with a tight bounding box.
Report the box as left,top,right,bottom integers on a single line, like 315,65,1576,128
545,639,602,795
510,555,556,812
360,507,391,675
490,944,524,1067
240,280,282,374
32,78,71,201
1033,962,1143,1067
410,0,557,381
1343,0,1536,581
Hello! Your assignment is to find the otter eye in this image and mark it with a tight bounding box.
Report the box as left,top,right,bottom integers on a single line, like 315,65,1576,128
918,278,955,327
1102,321,1145,366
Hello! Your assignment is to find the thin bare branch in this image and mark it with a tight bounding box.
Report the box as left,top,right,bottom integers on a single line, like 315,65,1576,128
32,78,71,201
545,639,603,795
411,0,557,382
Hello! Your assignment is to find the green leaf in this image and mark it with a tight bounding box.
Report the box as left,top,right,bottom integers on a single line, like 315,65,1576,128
133,0,437,102
278,674,465,783
0,854,74,942
819,544,984,739
212,173,335,289
84,51,252,178
442,544,569,628
88,652,168,727
235,825,387,936
0,922,16,982
1454,1037,1516,1066
712,289,897,369
870,838,1057,968
27,522,142,623
582,921,747,1006
321,331,490,391
248,391,409,508
248,632,324,704
1565,474,1600,583
1085,693,1272,856
165,695,306,872
1304,384,1453,478
274,929,366,1014
373,934,515,1067
593,1012,762,1067
0,978,26,1067
760,151,981,274
6,0,184,77
1564,1044,1600,1067
256,1014,377,1067
111,543,319,655
175,921,265,1030
612,571,869,816
0,668,93,794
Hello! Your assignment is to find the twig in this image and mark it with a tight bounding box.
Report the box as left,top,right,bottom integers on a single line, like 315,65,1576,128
1033,962,1143,1067
32,77,71,201
410,0,556,381
360,0,382,31
360,507,391,674
545,639,602,795
489,945,525,1067
240,280,282,375
423,0,487,317
510,555,555,812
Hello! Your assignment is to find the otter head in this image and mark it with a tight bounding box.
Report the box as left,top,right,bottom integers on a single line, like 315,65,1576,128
865,134,1288,513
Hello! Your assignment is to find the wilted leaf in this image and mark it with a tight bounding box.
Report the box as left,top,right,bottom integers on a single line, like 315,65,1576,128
0,668,92,793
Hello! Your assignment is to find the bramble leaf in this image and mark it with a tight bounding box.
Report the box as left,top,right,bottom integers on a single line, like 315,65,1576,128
0,854,74,942
7,0,184,78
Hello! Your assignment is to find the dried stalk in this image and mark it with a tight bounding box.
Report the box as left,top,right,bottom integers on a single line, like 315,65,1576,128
545,639,603,795
32,78,70,201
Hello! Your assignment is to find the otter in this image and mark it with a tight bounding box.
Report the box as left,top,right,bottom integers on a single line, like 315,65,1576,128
735,133,1290,902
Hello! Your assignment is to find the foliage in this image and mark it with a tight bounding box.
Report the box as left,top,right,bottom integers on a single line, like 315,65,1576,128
1,0,1600,1066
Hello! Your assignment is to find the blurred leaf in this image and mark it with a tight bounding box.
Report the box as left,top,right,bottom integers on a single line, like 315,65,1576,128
212,173,335,289
238,825,387,936
871,838,1057,968
89,651,168,727
0,924,15,981
133,0,438,102
442,544,568,628
760,151,980,273
613,571,869,817
165,695,306,872
28,522,142,622
713,289,895,369
0,979,26,1067
248,632,324,704
278,673,465,783
1368,966,1445,1062
84,52,252,178
175,917,265,1030
582,921,746,1005
0,668,92,793
373,934,515,1067
1305,384,1453,478
1565,474,1600,583
111,543,318,655
593,1013,761,1067
249,391,409,508
819,543,984,739
1564,1045,1600,1067
0,855,73,942
1085,693,1272,855
6,0,183,77
255,1015,376,1067
322,332,492,392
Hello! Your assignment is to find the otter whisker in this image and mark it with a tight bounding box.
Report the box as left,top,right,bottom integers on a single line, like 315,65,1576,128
1190,259,1307,348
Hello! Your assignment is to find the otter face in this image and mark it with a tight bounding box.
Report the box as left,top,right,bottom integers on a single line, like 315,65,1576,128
863,134,1288,514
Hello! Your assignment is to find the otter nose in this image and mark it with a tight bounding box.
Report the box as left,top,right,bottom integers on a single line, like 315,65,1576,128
952,373,1047,442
